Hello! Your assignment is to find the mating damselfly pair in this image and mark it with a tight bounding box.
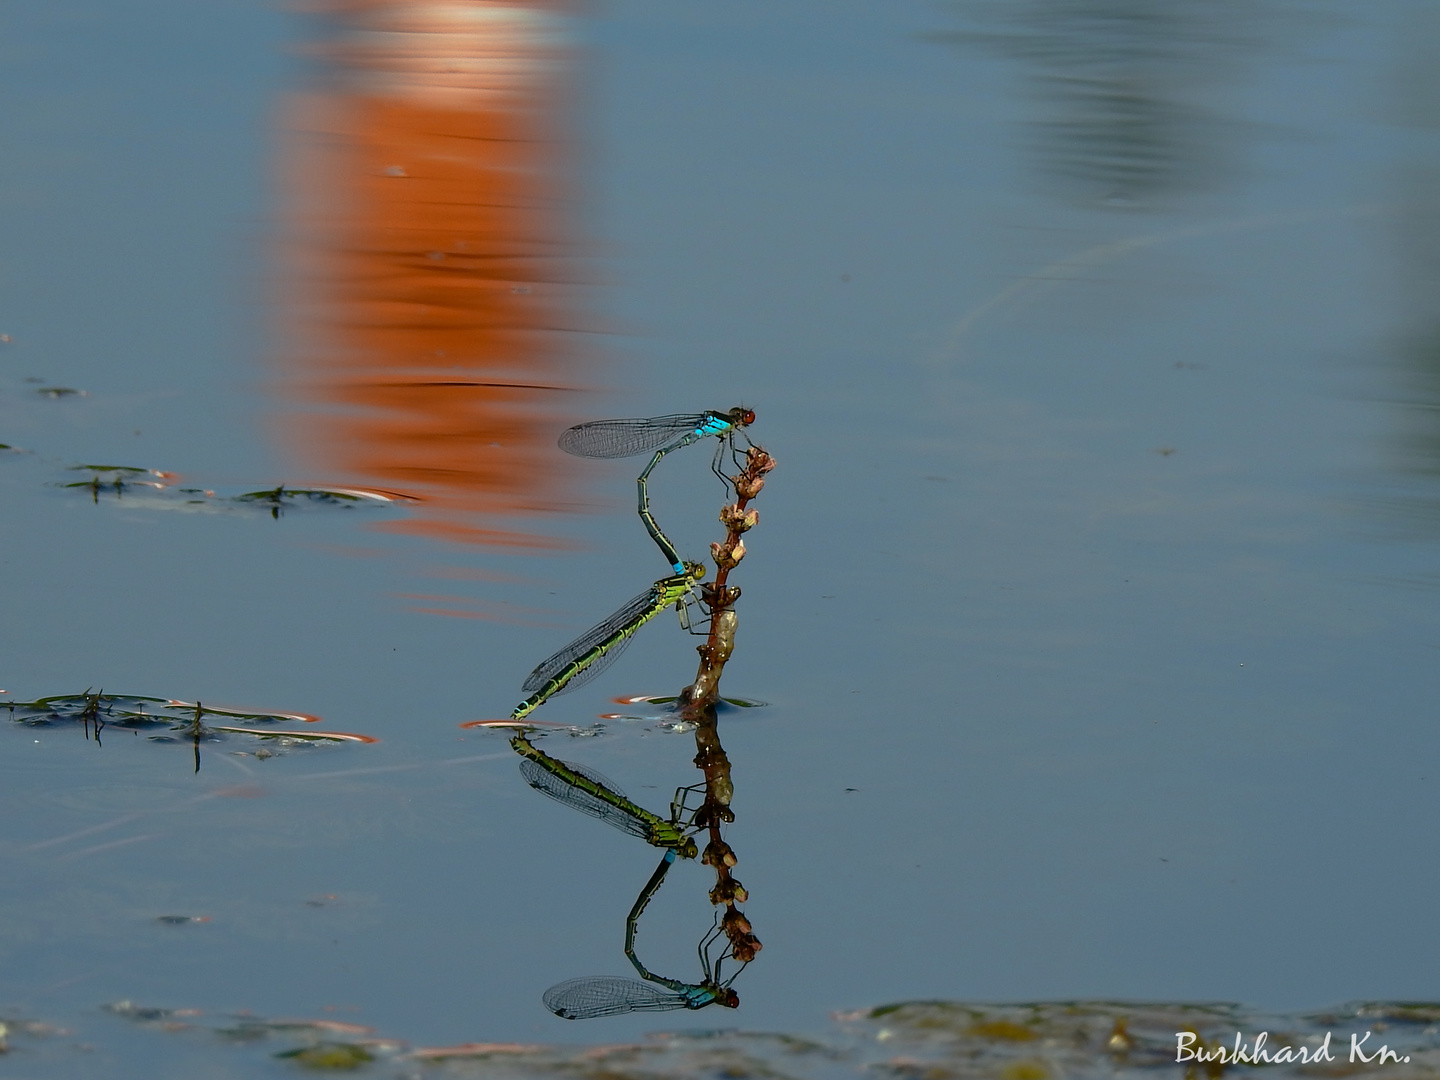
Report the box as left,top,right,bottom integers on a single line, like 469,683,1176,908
507,407,754,721
500,407,760,1020
543,848,746,1019
508,733,745,1017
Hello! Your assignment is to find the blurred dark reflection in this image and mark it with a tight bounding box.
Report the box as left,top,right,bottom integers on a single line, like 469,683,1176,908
274,0,589,550
1388,3,1440,535
932,0,1268,205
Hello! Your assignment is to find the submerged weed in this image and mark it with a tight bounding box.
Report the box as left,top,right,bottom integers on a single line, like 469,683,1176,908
3,692,375,769
55,465,416,518
276,1043,375,1070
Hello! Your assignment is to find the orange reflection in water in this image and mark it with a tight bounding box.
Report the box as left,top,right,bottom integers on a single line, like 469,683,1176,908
275,0,588,550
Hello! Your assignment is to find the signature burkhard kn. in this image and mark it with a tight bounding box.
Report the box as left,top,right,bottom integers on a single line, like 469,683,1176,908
1176,1030,1412,1066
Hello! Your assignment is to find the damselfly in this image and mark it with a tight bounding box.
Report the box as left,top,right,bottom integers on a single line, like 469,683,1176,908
541,850,743,1020
510,562,706,720
558,408,755,574
510,732,698,858
542,973,737,1019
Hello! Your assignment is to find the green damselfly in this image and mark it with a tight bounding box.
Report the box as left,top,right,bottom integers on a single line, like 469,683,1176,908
510,732,699,858
558,408,754,574
542,850,744,1020
510,561,706,720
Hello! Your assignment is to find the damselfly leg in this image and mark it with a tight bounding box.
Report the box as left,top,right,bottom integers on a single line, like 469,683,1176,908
698,912,749,991
709,423,753,489
674,587,712,637
669,782,708,829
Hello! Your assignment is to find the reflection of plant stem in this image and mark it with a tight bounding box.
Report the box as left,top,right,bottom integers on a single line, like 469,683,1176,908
191,701,205,773
679,444,775,967
698,711,761,963
81,687,105,744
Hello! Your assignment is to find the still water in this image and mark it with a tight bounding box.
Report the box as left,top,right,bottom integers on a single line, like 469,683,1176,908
2,0,1439,1074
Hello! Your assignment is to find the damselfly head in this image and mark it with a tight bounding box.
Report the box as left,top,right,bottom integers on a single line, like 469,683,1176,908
725,406,755,428
716,987,740,1009
682,560,707,581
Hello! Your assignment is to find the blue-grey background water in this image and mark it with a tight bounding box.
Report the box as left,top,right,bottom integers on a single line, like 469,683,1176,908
3,0,1439,1074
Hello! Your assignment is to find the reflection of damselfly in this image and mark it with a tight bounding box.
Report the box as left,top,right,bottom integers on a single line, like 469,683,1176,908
510,733,700,859
510,562,706,720
542,850,744,1019
559,408,755,574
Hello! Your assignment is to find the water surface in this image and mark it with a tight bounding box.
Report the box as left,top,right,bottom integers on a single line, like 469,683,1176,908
2,0,1439,1073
